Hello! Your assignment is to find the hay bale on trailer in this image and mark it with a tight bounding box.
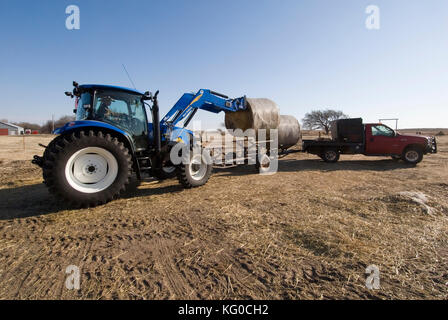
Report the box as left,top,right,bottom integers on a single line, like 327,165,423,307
224,98,280,136
225,98,301,150
278,115,301,150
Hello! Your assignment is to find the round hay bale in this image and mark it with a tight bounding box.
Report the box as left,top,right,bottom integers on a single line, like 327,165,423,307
225,98,280,134
278,115,301,149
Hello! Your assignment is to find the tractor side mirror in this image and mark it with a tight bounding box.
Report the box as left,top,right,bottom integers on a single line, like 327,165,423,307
142,91,152,100
65,91,74,98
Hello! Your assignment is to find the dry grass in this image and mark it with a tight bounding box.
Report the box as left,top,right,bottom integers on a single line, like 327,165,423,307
0,133,447,299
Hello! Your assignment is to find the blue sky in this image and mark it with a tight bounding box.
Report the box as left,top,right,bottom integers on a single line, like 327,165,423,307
0,0,447,129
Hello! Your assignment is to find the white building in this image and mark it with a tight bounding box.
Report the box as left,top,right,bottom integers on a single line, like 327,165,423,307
0,121,24,135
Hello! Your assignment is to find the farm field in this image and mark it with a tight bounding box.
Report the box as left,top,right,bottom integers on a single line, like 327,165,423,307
0,132,447,299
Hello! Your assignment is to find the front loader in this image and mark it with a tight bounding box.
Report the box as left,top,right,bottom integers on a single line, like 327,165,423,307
33,82,247,207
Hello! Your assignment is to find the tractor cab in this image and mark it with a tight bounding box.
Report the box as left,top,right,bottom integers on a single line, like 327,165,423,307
69,83,151,150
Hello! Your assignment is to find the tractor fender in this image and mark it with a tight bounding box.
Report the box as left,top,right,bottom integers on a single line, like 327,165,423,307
54,121,134,150
53,120,138,173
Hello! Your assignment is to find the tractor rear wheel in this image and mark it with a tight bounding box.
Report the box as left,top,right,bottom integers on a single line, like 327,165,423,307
42,131,133,207
177,151,213,188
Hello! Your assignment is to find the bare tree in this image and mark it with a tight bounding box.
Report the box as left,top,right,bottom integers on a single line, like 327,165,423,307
40,115,75,133
302,109,348,134
13,121,41,131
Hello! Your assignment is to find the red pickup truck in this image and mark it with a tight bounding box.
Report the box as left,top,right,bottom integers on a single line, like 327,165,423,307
302,118,437,164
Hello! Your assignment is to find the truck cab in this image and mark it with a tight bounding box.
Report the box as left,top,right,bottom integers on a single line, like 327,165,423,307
364,123,437,161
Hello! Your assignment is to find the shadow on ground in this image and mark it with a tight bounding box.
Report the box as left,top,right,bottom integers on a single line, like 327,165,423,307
0,159,413,220
214,158,414,177
0,181,184,220
0,184,65,220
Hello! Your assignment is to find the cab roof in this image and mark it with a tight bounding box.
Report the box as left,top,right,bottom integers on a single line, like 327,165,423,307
79,84,145,96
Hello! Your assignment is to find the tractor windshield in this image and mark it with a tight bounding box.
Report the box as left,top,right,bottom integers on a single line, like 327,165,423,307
92,89,147,137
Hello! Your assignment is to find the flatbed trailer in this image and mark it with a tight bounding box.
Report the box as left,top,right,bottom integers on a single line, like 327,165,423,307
200,133,277,173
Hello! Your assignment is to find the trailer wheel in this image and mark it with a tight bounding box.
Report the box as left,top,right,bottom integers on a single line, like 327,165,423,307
321,149,340,163
177,151,213,188
42,131,132,207
402,147,423,164
256,153,272,174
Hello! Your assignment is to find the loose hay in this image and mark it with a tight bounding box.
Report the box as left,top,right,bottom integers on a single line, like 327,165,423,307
397,191,435,215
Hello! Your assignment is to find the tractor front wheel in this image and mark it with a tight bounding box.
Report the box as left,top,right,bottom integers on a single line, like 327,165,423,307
42,131,133,207
177,151,213,188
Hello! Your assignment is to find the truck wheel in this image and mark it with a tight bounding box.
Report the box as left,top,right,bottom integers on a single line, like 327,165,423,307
177,151,213,188
42,131,133,207
321,149,340,163
402,147,423,164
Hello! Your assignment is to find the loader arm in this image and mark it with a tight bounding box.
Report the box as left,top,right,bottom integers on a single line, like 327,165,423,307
161,89,247,128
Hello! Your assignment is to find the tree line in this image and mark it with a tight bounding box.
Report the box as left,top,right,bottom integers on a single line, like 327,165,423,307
10,115,75,134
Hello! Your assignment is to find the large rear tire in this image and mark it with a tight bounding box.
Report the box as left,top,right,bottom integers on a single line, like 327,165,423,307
42,131,133,207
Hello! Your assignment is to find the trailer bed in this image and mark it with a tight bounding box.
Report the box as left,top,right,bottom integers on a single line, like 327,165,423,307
302,139,364,155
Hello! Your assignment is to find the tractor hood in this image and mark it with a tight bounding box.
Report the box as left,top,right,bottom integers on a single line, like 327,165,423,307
148,123,193,145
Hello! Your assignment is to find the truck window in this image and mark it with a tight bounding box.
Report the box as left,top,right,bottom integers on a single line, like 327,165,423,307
371,125,394,137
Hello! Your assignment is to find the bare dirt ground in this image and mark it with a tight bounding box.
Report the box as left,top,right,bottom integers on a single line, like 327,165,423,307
0,132,447,299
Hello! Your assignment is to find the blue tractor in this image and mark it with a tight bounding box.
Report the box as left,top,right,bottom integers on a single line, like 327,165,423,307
33,82,247,207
